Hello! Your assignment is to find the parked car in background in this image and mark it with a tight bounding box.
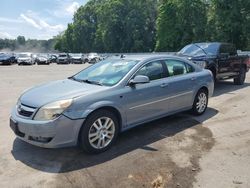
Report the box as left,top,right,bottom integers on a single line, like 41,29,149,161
48,54,58,63
10,55,214,153
35,54,50,65
17,53,34,65
0,53,16,65
177,42,250,85
70,53,84,64
87,52,101,64
57,53,70,64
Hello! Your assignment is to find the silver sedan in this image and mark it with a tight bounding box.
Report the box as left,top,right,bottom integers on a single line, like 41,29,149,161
10,55,214,153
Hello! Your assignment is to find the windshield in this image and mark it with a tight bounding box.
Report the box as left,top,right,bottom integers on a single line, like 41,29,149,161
72,59,138,86
89,53,97,57
72,54,82,58
0,53,7,57
59,54,67,57
38,54,48,58
19,54,30,58
178,43,219,56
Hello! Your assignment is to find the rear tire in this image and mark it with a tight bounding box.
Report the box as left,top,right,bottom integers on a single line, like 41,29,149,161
234,68,246,85
191,89,208,116
79,109,119,154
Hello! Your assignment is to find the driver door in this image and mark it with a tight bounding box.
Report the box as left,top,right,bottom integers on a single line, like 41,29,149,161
122,60,170,127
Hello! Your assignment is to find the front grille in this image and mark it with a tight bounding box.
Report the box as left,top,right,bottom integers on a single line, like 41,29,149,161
19,109,33,117
17,103,36,118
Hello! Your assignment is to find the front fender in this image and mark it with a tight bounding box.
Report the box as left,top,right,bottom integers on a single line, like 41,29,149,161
63,100,125,122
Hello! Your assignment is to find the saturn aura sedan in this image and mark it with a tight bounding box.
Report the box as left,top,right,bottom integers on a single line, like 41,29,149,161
10,55,214,153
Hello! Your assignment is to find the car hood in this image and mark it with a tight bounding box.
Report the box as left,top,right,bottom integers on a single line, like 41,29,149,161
20,79,108,107
176,53,216,60
0,56,10,60
18,57,31,61
38,57,47,61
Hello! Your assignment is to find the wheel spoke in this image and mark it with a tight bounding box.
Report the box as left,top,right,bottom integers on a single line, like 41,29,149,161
98,119,103,128
97,138,102,148
93,122,100,130
105,134,112,139
106,130,114,134
90,135,99,143
103,118,110,128
106,121,113,130
89,132,98,138
101,139,105,147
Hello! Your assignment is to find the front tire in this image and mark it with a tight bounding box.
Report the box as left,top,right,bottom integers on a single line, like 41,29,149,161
192,89,208,115
79,109,119,154
234,68,246,85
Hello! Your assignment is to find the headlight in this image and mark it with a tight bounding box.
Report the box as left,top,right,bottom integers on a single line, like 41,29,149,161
195,61,207,69
33,99,73,121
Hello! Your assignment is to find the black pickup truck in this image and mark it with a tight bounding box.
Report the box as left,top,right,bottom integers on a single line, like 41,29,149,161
177,42,250,85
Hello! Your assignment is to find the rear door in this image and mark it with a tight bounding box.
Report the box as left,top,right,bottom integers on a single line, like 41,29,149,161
218,44,235,73
162,59,196,112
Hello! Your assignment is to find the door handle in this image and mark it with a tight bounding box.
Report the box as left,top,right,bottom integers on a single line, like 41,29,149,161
160,83,169,88
191,77,196,81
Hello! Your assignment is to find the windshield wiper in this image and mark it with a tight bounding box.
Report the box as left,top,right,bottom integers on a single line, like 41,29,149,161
68,76,103,86
81,79,103,86
68,76,82,82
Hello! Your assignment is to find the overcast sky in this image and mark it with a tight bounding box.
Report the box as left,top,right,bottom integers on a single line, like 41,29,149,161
0,0,88,40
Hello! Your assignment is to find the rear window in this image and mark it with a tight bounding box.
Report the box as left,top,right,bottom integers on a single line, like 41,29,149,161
219,44,236,55
163,60,194,77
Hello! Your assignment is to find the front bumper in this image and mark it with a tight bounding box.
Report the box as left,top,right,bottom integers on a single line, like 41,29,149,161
18,61,33,65
0,59,12,65
57,59,69,64
10,108,84,148
37,60,49,64
72,59,82,64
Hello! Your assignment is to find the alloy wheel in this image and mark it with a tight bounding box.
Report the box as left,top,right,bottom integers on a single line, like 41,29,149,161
196,92,207,113
88,117,115,149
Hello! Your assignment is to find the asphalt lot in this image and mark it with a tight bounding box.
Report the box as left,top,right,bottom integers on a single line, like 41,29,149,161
0,64,249,188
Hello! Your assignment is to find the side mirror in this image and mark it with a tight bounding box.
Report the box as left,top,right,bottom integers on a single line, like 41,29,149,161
129,75,150,85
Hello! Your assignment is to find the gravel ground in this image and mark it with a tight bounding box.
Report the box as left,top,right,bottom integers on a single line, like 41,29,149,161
0,64,249,188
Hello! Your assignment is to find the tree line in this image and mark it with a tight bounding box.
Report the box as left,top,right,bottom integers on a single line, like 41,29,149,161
1,0,249,53
0,36,57,53
55,0,250,53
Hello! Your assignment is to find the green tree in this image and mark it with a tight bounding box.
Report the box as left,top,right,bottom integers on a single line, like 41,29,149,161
208,0,250,50
55,0,157,53
155,0,207,51
16,36,26,46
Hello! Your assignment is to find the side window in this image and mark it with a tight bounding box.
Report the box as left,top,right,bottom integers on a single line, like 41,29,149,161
228,45,236,55
186,63,195,73
164,60,192,76
219,44,227,54
135,61,164,81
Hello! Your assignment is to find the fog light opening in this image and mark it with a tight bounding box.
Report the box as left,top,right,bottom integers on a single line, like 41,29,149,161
29,136,52,143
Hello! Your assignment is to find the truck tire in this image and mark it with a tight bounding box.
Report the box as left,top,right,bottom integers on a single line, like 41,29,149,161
234,68,246,85
209,67,217,82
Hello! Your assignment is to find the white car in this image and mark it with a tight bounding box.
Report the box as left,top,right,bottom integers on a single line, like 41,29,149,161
17,53,34,65
87,53,100,64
